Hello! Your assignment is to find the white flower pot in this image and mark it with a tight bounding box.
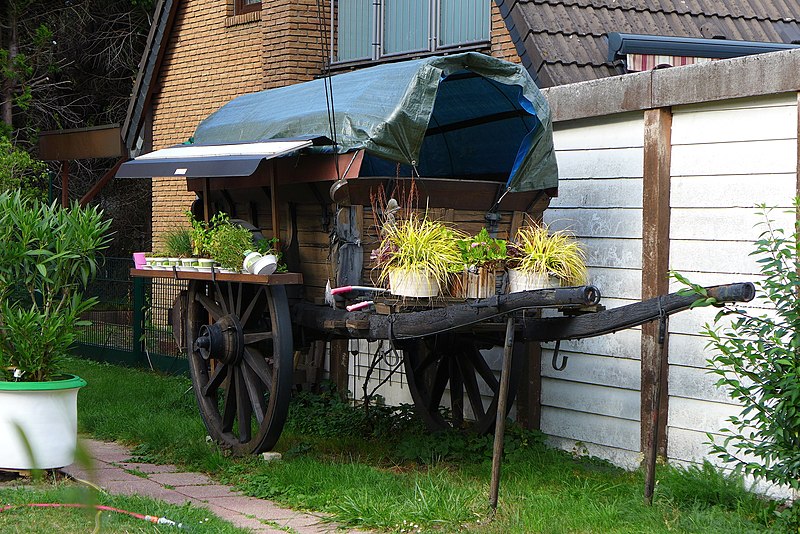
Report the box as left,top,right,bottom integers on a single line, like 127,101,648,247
0,375,86,469
507,268,557,293
252,254,277,275
389,270,439,297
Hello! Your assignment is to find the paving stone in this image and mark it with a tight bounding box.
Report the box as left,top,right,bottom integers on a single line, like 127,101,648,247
212,495,295,520
102,479,183,499
115,462,177,474
81,441,131,463
275,512,333,532
148,472,212,486
173,484,240,500
93,469,149,485
202,503,276,531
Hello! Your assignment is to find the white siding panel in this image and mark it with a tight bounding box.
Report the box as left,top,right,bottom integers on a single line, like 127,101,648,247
668,332,713,368
670,239,760,274
671,174,796,208
583,238,642,269
671,105,797,145
673,93,797,114
668,396,741,433
544,329,642,361
670,207,796,241
546,208,642,239
556,147,644,179
541,378,640,420
549,178,643,209
541,406,641,451
541,351,641,388
547,436,642,470
553,112,644,150
586,266,642,300
671,139,797,176
667,426,721,464
669,364,734,404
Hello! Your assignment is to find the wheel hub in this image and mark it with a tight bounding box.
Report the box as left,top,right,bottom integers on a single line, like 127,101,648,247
194,314,244,364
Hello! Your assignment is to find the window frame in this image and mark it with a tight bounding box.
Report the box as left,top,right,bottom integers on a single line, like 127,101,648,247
235,0,261,16
331,0,490,65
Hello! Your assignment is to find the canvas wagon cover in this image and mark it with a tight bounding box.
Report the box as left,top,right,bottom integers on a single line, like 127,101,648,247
193,52,557,192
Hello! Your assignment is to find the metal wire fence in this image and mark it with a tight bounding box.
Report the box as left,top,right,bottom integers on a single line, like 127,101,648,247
74,257,188,374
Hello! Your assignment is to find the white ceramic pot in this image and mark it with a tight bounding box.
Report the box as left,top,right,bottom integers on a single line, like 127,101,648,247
507,268,558,293
389,269,439,297
0,375,86,469
243,251,262,273
252,254,277,275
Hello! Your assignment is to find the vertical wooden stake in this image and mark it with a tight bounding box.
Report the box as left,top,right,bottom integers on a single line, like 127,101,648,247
489,316,515,510
329,339,350,402
641,107,673,503
270,161,281,248
61,160,69,207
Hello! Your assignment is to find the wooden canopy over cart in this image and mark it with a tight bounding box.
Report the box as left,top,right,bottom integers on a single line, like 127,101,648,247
119,54,755,492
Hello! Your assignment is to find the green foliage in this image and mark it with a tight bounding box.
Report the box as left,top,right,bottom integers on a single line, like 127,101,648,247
508,223,588,285
163,227,193,258
0,190,111,381
675,200,800,507
186,211,211,257
456,228,507,269
374,214,464,289
0,135,47,198
206,214,254,271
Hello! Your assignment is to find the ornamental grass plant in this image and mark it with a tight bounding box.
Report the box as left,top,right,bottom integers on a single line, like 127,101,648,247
508,223,588,286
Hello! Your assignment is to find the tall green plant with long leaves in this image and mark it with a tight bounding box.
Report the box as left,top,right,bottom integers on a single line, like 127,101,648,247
0,190,112,381
674,199,800,500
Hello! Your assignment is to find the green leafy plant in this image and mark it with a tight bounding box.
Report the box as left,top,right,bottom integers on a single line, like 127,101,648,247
185,210,211,257
254,237,287,273
372,214,464,292
673,199,800,518
0,190,112,381
508,223,587,286
206,214,254,271
163,227,193,258
456,228,507,269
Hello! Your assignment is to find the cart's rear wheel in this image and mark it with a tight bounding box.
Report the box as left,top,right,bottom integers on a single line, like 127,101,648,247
186,280,293,455
403,334,522,434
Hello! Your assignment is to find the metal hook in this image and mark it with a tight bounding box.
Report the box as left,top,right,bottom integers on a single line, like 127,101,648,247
551,339,568,371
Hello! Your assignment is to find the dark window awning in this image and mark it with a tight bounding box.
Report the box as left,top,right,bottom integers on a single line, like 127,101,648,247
116,137,329,178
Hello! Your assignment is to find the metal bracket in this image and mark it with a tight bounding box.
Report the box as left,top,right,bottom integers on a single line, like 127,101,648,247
551,339,568,371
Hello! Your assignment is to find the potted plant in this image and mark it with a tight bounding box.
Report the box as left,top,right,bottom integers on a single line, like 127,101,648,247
455,228,507,299
507,223,588,292
0,190,111,469
164,228,196,270
206,213,255,272
373,214,463,297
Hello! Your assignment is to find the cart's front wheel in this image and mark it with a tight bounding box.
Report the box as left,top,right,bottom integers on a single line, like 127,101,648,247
186,280,293,455
403,334,522,434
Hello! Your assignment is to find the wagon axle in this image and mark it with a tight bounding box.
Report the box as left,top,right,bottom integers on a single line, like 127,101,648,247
196,314,244,364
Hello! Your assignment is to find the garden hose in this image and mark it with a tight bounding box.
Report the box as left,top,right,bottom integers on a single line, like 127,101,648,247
0,503,189,530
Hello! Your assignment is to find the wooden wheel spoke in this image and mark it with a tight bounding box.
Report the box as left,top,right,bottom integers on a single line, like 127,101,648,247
213,282,230,315
428,358,450,411
240,286,265,325
221,375,237,432
467,346,499,391
195,292,224,321
243,347,274,391
449,357,464,426
242,363,267,425
234,369,253,442
243,331,273,344
202,363,228,397
413,348,440,375
235,282,243,317
458,356,486,419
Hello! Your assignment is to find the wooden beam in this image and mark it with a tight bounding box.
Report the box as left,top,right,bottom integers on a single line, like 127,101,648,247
515,340,541,430
641,107,672,499
79,158,126,206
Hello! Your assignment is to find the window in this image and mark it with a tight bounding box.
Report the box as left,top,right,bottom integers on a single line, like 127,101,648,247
334,0,490,63
235,0,261,15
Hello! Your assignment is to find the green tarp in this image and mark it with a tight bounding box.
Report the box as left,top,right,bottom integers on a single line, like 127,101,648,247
193,52,558,192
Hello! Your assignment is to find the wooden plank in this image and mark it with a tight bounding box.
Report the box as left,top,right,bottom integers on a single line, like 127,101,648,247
545,208,643,239
540,350,641,387
541,379,640,421
550,178,643,209
671,174,796,208
582,238,643,269
672,93,797,115
669,239,761,274
671,139,797,176
515,340,541,431
540,406,641,451
555,147,644,179
641,107,672,460
671,104,797,145
553,112,645,151
668,396,742,434
130,269,303,285
670,207,795,241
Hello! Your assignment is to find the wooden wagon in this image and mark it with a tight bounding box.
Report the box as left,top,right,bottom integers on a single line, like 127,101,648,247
118,53,754,463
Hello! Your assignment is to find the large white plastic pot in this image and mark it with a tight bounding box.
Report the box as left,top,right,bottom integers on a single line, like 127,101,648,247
507,268,557,293
0,375,86,469
389,270,439,297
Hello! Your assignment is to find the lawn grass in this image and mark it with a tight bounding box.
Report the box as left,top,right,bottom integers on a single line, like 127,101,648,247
0,477,248,533
66,357,784,533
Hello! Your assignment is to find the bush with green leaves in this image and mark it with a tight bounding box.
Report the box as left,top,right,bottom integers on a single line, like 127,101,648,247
0,190,111,381
0,135,47,199
674,199,800,509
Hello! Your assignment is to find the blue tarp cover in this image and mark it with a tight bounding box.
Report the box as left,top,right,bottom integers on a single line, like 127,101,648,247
193,52,558,192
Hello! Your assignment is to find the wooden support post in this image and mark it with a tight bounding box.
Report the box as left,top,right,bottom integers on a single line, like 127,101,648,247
329,339,350,401
270,161,281,249
515,339,541,430
60,160,69,207
641,107,673,503
489,316,515,510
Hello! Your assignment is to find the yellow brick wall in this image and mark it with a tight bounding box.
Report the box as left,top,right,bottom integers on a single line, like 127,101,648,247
491,2,520,63
263,0,327,89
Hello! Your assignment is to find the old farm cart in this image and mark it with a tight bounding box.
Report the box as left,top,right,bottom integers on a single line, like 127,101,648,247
119,54,754,461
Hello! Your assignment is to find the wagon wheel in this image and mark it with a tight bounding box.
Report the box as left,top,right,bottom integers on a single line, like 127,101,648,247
403,334,523,434
186,280,293,455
